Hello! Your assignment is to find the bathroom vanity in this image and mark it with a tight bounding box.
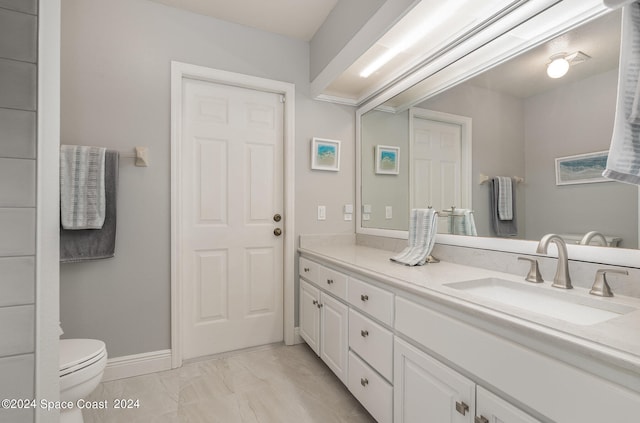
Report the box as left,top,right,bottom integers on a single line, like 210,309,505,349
298,236,640,423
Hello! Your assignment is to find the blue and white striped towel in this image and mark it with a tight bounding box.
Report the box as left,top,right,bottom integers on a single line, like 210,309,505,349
391,208,438,266
497,176,513,221
604,2,640,185
60,145,107,230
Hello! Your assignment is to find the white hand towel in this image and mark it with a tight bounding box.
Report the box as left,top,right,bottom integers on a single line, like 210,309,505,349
451,208,477,236
391,208,438,266
497,176,513,220
604,3,640,185
60,145,107,229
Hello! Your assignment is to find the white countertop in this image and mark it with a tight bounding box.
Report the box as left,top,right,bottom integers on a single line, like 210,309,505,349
299,242,640,389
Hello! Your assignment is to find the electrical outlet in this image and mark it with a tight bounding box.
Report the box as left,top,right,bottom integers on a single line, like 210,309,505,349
363,213,371,221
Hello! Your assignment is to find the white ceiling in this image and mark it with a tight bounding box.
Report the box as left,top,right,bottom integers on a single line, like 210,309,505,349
147,0,338,41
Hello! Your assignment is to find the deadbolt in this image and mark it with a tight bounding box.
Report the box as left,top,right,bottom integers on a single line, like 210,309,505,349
273,228,282,236
273,214,282,222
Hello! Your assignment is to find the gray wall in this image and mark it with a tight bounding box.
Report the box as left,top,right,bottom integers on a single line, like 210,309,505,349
418,83,527,237
0,1,38,422
60,0,356,358
524,69,638,247
361,109,409,230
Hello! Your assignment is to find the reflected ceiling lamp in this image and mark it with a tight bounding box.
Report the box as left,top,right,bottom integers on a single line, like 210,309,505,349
546,51,591,79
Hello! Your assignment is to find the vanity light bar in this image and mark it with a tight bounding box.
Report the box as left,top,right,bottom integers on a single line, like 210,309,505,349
359,0,471,78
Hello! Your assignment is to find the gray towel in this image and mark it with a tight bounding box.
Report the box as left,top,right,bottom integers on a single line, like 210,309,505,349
60,151,118,262
490,177,517,237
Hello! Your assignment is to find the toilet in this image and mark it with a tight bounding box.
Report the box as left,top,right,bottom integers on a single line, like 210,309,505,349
59,339,107,423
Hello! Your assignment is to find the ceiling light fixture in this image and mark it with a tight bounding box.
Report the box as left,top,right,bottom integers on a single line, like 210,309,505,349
546,51,591,79
359,0,471,78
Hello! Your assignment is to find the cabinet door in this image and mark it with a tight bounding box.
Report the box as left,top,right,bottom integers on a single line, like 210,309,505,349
320,292,349,384
395,338,475,423
476,386,541,423
299,279,320,355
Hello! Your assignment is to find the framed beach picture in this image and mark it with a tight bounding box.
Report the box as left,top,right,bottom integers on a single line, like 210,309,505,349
311,137,340,171
375,145,400,175
555,150,609,185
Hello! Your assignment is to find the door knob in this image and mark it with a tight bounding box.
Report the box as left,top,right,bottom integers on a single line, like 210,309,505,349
273,228,282,236
273,214,282,222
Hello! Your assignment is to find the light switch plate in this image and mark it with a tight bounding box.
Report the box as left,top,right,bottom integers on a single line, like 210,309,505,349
344,213,352,221
317,205,326,220
344,204,353,214
363,204,372,213
385,206,393,219
363,213,370,221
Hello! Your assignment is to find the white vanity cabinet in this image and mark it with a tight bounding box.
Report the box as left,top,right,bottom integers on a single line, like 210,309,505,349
299,279,349,383
394,338,475,423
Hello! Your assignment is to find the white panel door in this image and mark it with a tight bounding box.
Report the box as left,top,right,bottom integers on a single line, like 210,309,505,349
394,338,475,423
412,117,462,232
181,78,284,359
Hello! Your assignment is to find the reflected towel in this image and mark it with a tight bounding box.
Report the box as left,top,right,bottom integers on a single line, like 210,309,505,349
391,208,438,266
490,178,517,237
451,208,477,236
604,3,640,184
60,145,107,229
60,151,118,263
497,176,513,220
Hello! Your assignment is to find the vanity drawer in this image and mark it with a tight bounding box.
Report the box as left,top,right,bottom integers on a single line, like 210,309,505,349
299,257,318,283
348,351,393,423
347,277,394,326
349,309,393,381
318,265,347,301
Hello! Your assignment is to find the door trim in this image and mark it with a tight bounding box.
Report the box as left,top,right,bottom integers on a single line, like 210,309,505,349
170,62,296,368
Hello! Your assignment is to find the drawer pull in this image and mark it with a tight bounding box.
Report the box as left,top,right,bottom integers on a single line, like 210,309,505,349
312,300,317,305
360,329,369,338
327,279,334,285
475,417,489,423
455,401,469,416
317,303,323,309
304,267,310,272
360,377,369,387
360,294,369,302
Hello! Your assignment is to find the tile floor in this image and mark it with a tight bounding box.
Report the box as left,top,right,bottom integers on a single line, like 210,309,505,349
83,343,376,423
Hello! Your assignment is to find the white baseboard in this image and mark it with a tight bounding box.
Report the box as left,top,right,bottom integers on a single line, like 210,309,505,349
102,349,172,382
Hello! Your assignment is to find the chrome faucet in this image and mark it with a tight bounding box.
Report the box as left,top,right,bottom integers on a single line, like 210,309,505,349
580,231,608,247
536,234,573,289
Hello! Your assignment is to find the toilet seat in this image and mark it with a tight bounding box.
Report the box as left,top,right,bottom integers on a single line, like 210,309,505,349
60,339,107,377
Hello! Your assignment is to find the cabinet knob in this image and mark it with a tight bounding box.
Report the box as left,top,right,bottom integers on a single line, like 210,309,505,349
475,417,489,423
360,377,369,387
273,228,282,236
312,300,317,305
327,279,334,285
273,213,282,222
360,294,369,302
361,329,369,338
317,303,323,309
455,401,469,416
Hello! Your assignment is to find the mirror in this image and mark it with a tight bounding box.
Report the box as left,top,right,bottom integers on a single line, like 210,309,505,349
359,6,640,250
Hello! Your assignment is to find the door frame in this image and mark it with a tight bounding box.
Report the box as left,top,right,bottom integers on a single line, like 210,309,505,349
170,61,296,368
409,107,472,213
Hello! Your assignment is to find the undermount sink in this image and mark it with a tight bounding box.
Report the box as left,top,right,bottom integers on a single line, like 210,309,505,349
445,278,637,326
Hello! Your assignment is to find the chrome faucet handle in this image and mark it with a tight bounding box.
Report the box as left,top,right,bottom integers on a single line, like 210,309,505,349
517,257,544,283
590,269,628,297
